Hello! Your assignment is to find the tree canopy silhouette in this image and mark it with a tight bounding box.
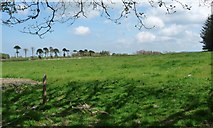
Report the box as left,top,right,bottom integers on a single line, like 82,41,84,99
14,45,21,57
62,48,67,57
36,48,43,58
53,48,60,57
200,14,213,51
43,47,49,57
49,47,54,58
1,0,210,38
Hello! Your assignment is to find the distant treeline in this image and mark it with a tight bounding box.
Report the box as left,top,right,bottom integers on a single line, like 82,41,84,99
8,45,164,61
72,50,110,57
136,50,162,55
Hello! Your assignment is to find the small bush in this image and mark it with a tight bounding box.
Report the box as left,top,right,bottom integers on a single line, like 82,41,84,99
0,53,10,59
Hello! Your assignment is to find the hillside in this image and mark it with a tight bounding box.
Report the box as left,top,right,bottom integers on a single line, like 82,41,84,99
1,52,212,126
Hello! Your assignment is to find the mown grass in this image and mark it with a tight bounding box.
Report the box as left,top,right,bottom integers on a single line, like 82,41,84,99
1,52,213,126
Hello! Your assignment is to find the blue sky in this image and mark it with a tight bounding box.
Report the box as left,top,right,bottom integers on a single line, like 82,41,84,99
1,1,211,57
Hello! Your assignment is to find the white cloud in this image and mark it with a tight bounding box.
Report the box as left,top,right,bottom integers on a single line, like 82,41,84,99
85,10,100,18
129,1,209,52
174,30,203,51
74,26,91,35
145,1,210,25
136,32,156,43
161,24,183,36
184,30,201,42
144,16,165,28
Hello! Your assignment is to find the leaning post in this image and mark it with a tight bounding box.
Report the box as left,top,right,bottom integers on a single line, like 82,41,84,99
42,74,47,104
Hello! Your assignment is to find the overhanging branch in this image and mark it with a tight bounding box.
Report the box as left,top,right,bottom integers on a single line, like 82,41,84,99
1,0,198,38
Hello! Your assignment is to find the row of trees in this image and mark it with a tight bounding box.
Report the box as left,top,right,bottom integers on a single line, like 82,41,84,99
13,46,36,58
13,45,111,58
36,47,65,58
13,46,70,58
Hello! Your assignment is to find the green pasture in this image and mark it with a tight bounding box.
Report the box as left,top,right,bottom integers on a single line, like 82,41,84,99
1,52,213,126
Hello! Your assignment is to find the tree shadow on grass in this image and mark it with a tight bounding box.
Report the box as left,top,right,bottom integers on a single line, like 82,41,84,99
206,85,213,127
2,85,45,126
152,96,213,127
51,79,213,127
3,79,213,127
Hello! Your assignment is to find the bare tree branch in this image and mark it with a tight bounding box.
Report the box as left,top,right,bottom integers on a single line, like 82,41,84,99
1,0,207,38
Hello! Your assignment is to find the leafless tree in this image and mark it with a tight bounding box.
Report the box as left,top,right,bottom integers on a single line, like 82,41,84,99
31,47,35,57
23,48,28,58
1,0,211,38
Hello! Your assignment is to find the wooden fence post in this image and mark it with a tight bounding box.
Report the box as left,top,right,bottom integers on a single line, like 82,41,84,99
43,74,47,104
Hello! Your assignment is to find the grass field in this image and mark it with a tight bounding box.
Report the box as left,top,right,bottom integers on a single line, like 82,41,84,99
1,52,213,126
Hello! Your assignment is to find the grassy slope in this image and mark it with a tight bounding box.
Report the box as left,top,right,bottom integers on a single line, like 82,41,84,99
1,52,213,126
